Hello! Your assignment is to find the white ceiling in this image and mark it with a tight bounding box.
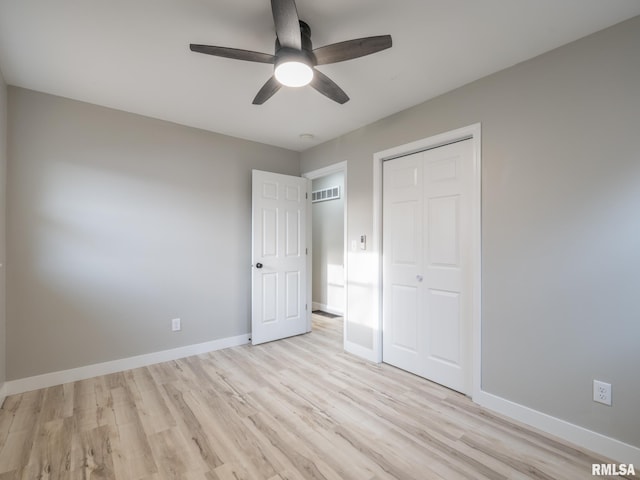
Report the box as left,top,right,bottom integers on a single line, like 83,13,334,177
1,1,639,151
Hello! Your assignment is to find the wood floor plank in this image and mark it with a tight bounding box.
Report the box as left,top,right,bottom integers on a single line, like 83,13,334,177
7,389,44,434
134,381,177,437
185,357,258,419
128,366,160,394
147,428,208,479
247,387,368,480
147,361,181,387
0,390,45,474
178,386,267,477
334,387,502,480
161,383,224,472
72,377,117,433
70,424,117,479
23,416,74,479
0,314,635,480
39,385,67,425
246,411,343,480
195,387,282,479
0,400,16,458
0,431,33,474
109,381,159,479
111,419,158,480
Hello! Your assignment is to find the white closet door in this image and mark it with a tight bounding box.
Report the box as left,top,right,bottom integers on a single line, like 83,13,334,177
382,152,424,373
383,140,473,394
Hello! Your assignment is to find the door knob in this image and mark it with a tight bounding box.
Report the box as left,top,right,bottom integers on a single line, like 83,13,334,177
256,263,263,269
416,274,424,282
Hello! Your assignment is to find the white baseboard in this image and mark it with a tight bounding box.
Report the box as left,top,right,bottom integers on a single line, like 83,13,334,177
474,390,640,466
312,302,344,316
4,334,250,396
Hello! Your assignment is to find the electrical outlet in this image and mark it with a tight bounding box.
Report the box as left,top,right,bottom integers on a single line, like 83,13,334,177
593,380,612,406
171,318,181,332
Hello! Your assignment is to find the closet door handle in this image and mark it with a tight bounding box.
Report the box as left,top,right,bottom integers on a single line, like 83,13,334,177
416,274,424,282
256,263,263,269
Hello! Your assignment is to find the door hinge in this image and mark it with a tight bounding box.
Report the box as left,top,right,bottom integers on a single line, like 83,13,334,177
305,192,308,199
306,248,308,255
305,304,308,311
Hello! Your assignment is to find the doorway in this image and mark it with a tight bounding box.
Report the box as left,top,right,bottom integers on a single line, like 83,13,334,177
303,162,347,344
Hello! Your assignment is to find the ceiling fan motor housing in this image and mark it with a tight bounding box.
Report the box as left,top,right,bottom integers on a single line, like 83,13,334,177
274,20,316,67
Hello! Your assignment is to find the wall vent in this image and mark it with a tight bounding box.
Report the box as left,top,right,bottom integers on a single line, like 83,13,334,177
311,186,340,203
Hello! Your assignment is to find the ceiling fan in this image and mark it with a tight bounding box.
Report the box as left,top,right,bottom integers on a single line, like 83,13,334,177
189,0,392,105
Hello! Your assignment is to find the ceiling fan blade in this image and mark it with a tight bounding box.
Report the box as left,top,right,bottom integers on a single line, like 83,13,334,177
310,69,349,104
271,0,301,49
252,76,282,105
313,35,392,65
190,44,275,64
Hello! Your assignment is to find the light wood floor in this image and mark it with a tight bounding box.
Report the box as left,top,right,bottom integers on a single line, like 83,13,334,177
0,315,630,479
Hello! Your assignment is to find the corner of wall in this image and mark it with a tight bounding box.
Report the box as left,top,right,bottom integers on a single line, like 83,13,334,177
0,65,8,394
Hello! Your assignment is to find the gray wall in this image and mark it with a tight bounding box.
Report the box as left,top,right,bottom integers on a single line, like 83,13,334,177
311,172,344,313
301,16,640,448
0,70,6,388
6,87,299,380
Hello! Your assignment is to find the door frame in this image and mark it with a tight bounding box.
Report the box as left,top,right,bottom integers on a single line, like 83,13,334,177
302,162,348,338
373,123,482,398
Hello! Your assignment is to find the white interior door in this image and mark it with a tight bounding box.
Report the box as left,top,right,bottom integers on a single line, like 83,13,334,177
382,140,473,394
252,170,309,345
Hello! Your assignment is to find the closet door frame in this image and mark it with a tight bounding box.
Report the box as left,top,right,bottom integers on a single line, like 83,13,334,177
372,123,482,398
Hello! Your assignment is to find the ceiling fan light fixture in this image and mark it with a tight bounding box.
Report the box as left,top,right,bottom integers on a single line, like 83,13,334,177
274,60,313,87
190,0,391,104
